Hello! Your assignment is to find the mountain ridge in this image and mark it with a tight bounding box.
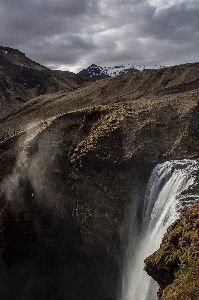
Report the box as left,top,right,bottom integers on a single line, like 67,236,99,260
77,63,166,79
0,46,91,118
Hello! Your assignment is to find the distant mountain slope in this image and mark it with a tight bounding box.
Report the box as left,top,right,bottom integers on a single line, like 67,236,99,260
77,63,166,79
0,46,91,118
78,63,139,79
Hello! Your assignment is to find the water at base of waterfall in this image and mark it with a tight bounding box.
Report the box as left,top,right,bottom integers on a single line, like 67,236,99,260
121,159,199,300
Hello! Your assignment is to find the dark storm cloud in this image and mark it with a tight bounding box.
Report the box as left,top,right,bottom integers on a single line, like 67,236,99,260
0,0,199,72
1,0,99,38
139,4,199,42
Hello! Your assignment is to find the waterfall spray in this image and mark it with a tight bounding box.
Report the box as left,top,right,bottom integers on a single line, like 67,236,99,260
121,159,199,300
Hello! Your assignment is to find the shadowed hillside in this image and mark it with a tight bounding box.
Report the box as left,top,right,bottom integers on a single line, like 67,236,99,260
0,46,91,118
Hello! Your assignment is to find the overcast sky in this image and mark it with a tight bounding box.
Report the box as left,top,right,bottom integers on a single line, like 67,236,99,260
1,0,199,73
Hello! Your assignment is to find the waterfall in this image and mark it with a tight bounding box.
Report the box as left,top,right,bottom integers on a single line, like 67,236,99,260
121,159,199,300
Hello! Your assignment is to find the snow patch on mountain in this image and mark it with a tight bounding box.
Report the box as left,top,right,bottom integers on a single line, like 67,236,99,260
78,63,166,79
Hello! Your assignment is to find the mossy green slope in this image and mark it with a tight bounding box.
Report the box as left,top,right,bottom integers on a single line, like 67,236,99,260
145,203,199,299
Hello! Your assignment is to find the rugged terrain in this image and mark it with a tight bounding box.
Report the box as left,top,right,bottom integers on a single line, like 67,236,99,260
0,46,90,119
145,203,199,299
0,49,199,299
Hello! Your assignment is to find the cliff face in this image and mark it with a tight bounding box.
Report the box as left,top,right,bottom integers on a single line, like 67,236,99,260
1,57,199,298
144,203,199,299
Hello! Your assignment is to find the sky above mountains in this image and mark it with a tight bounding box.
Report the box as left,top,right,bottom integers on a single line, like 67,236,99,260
1,0,199,73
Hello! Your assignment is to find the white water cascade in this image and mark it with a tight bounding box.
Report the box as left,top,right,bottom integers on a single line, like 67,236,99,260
121,159,199,300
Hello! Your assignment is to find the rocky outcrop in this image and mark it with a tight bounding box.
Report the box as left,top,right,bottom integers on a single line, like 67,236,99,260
1,59,199,298
144,203,199,299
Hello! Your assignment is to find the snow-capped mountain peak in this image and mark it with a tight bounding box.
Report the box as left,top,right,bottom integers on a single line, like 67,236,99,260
78,63,165,79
